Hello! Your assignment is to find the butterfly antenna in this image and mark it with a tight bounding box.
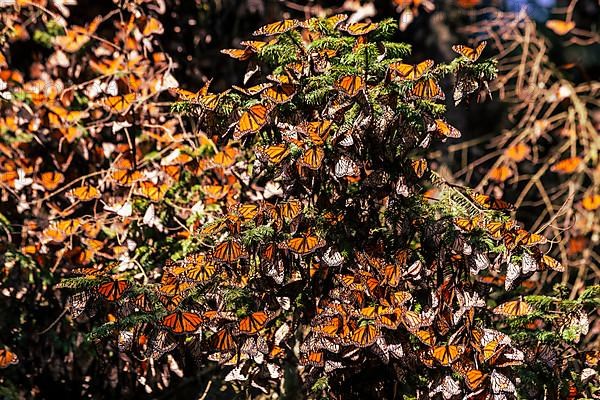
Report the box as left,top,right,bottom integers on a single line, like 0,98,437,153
37,307,68,335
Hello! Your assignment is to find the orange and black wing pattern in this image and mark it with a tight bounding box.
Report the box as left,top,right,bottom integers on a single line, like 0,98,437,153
253,19,299,36
98,280,129,301
161,311,204,334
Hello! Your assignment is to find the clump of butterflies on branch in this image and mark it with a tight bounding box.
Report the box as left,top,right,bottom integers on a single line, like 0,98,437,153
1,6,597,399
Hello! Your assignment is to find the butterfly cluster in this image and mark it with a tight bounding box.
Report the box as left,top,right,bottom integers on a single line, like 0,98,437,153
1,4,597,399
456,11,599,284
0,0,191,394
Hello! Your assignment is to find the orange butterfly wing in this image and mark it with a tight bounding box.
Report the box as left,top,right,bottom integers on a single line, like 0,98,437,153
431,345,464,366
98,280,130,301
162,311,203,334
0,347,19,368
234,104,270,139
237,311,271,334
342,22,378,36
452,41,487,61
334,75,364,97
212,240,246,263
298,147,325,170
348,324,380,347
253,19,300,36
102,93,136,113
280,232,325,255
493,299,535,316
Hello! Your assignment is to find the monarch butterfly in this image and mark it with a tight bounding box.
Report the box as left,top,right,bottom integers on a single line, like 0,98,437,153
391,290,413,307
279,231,325,255
314,315,350,339
178,253,217,282
490,370,515,395
452,41,487,62
236,311,273,334
400,309,422,332
584,350,599,366
161,164,181,181
47,106,89,127
376,307,404,329
348,323,380,347
138,181,168,201
141,16,164,36
0,347,18,368
489,165,514,183
130,292,153,313
434,119,461,139
172,86,204,102
253,19,300,36
145,330,177,360
232,83,272,96
67,291,92,319
341,22,378,36
388,59,433,81
98,280,130,301
539,254,565,272
464,369,486,390
111,167,143,186
210,328,236,352
212,240,246,263
277,199,303,221
470,193,513,210
505,142,530,162
198,91,229,111
430,376,461,399
257,144,290,165
550,156,582,174
261,83,296,104
453,215,482,232
36,171,65,191
307,14,348,31
210,146,239,168
239,40,272,52
299,120,333,145
201,184,232,200
545,19,576,35
322,247,344,267
334,156,360,177
412,78,445,100
267,73,294,85
158,294,185,311
44,218,82,242
221,47,254,61
300,351,325,367
158,277,195,296
233,104,271,139
67,184,100,201
477,329,510,361
581,194,600,211
298,147,325,170
161,311,204,334
431,344,464,366
414,329,436,346
231,203,261,221
411,158,428,178
102,93,136,113
493,299,534,317
355,250,384,270
334,75,364,97
54,16,102,53
515,229,547,247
